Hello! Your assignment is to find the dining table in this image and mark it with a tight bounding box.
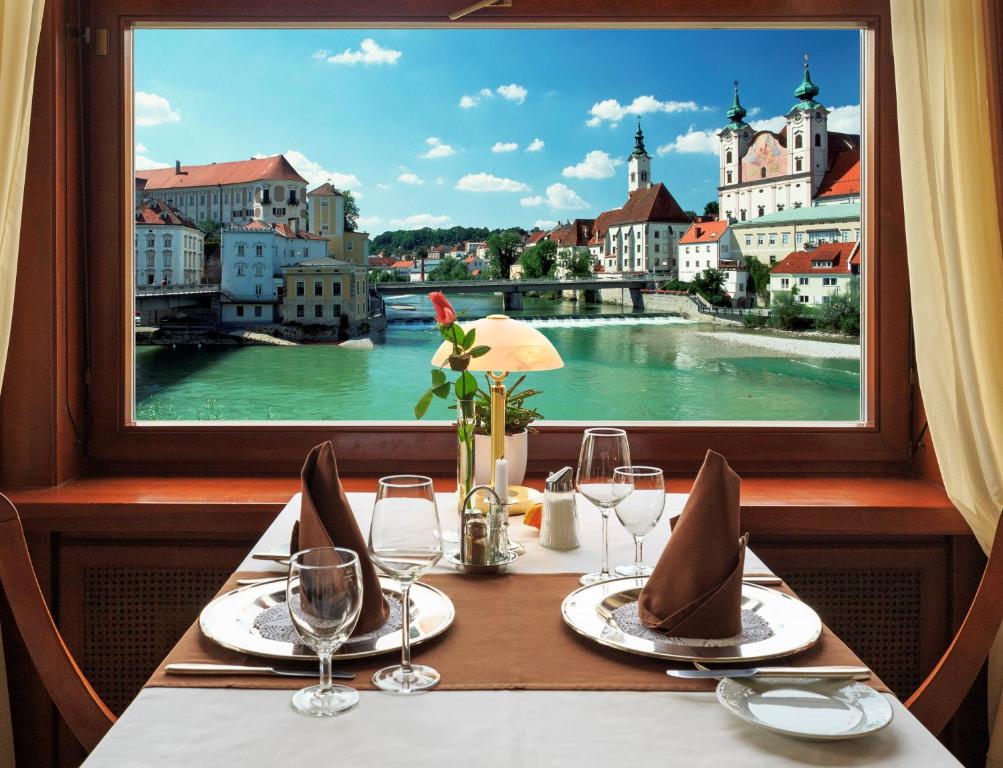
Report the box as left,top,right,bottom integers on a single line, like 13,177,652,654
82,491,962,767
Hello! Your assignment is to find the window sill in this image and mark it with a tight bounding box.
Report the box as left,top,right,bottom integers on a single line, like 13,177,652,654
4,474,966,537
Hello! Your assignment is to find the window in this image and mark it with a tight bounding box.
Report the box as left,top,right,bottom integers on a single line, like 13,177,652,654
237,244,245,257
781,278,790,288
255,284,263,297
814,133,821,147
796,232,805,244
235,262,245,277
757,234,764,245
795,133,803,149
296,304,305,318
795,157,803,172
726,149,732,163
314,281,323,297
798,295,810,304
146,234,156,247
314,305,324,318
782,232,790,245
254,305,263,317
823,277,837,286
347,241,354,250
740,209,746,221
757,205,765,217
799,277,810,286
236,305,244,317
726,170,733,184
295,281,305,297
163,234,173,247
255,244,263,256
744,235,752,246
254,263,264,277
760,167,767,179
332,282,342,296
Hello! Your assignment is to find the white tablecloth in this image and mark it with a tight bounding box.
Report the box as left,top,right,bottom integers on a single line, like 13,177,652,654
83,492,961,767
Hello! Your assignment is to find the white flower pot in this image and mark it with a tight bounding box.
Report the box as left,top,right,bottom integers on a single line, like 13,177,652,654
474,430,528,486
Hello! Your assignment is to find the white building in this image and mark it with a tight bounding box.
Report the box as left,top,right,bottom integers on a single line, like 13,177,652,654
717,58,860,224
134,200,205,287
769,241,860,305
219,220,328,324
677,220,751,305
463,252,486,275
591,123,691,277
136,155,309,231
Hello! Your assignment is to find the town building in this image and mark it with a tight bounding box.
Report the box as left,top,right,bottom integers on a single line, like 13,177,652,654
134,200,205,287
730,201,861,266
305,183,370,264
463,252,487,274
280,257,369,330
717,58,860,223
219,220,328,324
590,123,691,277
136,154,309,231
677,220,751,305
768,241,860,305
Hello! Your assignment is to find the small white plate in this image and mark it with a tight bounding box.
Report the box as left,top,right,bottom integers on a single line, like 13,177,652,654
716,677,893,741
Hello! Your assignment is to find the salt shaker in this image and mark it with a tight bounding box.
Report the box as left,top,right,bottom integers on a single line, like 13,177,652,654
540,466,580,550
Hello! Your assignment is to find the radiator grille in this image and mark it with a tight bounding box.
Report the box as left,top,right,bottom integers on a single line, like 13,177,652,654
82,568,232,713
781,569,923,696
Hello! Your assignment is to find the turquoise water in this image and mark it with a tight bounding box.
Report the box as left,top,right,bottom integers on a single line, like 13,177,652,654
134,294,861,422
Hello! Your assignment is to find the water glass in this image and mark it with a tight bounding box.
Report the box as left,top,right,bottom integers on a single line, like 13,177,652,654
576,428,633,586
286,547,363,717
368,475,443,694
612,466,665,577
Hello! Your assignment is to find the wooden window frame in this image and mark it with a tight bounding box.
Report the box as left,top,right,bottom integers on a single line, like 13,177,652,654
82,0,910,476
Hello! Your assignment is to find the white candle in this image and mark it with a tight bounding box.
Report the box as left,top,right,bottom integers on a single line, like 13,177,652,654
494,458,509,508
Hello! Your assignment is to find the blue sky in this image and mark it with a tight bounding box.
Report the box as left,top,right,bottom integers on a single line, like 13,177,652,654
134,28,860,235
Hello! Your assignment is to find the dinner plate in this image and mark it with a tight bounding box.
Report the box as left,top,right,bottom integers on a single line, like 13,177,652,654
716,677,893,741
199,576,454,661
561,576,822,663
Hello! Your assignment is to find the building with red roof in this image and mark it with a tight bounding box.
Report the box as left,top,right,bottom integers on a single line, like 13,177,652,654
676,220,751,304
134,200,205,288
716,60,861,224
769,241,860,306
136,154,310,231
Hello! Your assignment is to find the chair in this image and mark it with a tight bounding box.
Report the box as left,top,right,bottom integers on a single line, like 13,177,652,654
907,513,1003,735
0,493,115,753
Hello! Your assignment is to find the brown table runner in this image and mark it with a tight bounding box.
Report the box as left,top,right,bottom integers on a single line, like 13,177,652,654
146,571,888,693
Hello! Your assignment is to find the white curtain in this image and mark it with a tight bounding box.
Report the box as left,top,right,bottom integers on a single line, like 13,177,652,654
0,1,46,765
890,0,1003,764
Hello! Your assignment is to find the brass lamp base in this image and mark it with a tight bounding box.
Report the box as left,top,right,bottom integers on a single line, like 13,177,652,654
488,371,509,485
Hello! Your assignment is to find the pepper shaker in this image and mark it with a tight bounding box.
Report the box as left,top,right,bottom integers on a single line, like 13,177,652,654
540,466,580,550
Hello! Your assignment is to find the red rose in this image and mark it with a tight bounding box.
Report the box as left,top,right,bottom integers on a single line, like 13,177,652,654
429,291,456,325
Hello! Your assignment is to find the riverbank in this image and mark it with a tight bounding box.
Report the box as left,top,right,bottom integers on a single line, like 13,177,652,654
696,330,861,359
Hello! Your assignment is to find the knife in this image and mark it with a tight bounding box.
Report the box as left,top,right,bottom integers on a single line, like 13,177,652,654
165,663,355,680
667,666,870,680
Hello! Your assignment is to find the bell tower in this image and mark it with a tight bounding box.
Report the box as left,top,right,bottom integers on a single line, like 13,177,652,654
628,119,651,194
786,54,829,197
718,81,752,222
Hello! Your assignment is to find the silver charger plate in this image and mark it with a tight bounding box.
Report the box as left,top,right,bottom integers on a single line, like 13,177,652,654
717,677,893,741
199,576,454,661
561,576,822,663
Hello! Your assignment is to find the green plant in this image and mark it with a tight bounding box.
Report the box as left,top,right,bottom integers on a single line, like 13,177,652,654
471,375,544,435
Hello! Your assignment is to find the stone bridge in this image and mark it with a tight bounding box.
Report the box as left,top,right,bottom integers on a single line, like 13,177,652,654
374,276,655,310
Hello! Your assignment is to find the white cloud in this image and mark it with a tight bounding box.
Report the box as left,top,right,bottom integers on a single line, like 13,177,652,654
257,149,361,190
397,172,424,185
135,142,170,171
459,95,479,109
657,127,719,156
376,183,391,190
323,38,401,66
526,138,545,152
750,114,787,132
311,49,330,60
497,83,528,104
562,150,622,179
135,91,181,127
546,183,589,210
420,137,456,159
389,213,451,228
585,95,707,127
435,176,445,185
748,106,762,117
827,104,861,133
492,141,518,153
534,219,558,230
456,173,530,193
356,215,381,228
479,87,494,98
520,195,546,207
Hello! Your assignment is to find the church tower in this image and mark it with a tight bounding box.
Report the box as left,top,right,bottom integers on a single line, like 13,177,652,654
785,54,829,196
718,81,752,222
628,120,651,194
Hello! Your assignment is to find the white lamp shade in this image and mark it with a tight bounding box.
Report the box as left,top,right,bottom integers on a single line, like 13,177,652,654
431,314,564,372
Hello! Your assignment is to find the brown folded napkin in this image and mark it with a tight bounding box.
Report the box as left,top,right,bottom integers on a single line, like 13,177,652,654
637,450,748,638
290,442,389,634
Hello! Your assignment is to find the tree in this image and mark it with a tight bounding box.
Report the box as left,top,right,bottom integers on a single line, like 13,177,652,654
197,218,222,244
519,239,559,278
683,209,698,221
343,190,360,232
815,277,860,335
693,267,727,296
768,288,813,331
486,231,522,279
428,256,470,282
369,269,407,284
744,256,772,306
558,248,593,278
703,200,720,218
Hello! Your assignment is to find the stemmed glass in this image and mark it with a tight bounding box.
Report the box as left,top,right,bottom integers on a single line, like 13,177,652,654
368,475,443,694
286,547,363,717
612,466,665,577
576,428,633,586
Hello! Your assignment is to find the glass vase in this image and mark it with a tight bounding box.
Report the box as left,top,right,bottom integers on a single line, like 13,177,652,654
456,397,476,513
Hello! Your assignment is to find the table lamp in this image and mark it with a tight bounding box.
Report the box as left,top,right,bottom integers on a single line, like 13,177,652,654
431,314,563,482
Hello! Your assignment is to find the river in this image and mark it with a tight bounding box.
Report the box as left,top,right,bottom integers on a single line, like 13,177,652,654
134,293,861,422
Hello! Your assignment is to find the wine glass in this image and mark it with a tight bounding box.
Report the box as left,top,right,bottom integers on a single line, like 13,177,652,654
286,547,363,717
368,475,443,694
576,428,633,586
612,466,665,577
